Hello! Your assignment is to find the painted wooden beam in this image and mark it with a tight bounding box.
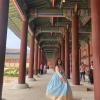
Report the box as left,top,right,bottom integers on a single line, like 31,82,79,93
12,0,26,21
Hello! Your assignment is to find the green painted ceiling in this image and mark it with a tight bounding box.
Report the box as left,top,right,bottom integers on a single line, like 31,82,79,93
8,0,91,57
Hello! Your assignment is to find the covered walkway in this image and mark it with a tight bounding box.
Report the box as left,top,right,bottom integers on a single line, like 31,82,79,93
3,69,93,100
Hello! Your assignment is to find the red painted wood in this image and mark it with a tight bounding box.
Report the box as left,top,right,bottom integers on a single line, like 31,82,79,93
65,30,70,79
18,18,28,84
12,0,26,21
34,40,38,75
38,46,41,71
72,13,80,85
91,0,100,99
28,35,34,78
0,0,9,98
61,39,64,61
79,48,81,66
87,41,90,68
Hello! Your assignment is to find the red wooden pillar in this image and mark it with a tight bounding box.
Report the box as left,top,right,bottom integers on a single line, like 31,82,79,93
0,0,9,98
91,0,100,99
70,53,72,73
43,53,46,65
28,34,34,78
57,49,59,59
34,39,38,75
57,49,58,59
65,30,70,79
72,12,80,85
79,47,81,66
42,52,45,65
38,46,41,72
40,49,42,64
63,38,65,65
44,54,47,64
18,17,29,84
87,41,90,68
58,45,61,58
61,39,64,61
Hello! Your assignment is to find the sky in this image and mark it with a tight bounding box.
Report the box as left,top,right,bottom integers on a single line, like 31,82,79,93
6,28,21,49
6,28,29,50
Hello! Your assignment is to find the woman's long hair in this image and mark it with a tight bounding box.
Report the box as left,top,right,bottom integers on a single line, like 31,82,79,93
55,58,62,66
55,58,65,71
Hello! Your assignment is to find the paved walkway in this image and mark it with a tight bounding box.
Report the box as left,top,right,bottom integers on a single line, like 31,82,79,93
3,69,94,100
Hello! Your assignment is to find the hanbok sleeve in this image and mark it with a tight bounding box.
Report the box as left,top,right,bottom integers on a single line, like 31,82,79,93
55,66,61,76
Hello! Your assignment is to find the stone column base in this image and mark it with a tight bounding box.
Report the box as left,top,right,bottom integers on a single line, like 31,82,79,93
27,77,37,82
12,83,29,89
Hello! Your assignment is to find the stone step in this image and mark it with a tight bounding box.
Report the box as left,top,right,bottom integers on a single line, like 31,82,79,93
71,85,88,91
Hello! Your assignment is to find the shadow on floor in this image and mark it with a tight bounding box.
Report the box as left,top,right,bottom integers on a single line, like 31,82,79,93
87,87,93,91
74,99,81,100
2,98,6,100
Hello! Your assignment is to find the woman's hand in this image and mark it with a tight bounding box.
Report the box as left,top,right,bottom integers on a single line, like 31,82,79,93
60,77,65,81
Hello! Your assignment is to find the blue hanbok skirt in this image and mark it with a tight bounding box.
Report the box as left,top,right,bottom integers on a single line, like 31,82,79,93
46,73,72,100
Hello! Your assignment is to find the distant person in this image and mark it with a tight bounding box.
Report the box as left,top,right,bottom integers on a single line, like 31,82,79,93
47,65,49,69
40,64,43,75
43,64,47,74
80,62,86,81
89,61,94,84
46,58,72,100
85,65,90,82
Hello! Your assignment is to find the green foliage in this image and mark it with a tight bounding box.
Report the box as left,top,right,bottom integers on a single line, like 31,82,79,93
4,68,19,77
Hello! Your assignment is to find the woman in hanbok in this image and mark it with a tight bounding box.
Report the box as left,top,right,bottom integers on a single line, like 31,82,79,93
46,59,72,100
